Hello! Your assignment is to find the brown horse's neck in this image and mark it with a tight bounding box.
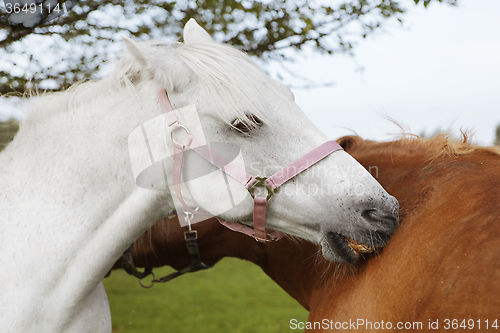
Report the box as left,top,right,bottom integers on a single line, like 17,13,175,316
201,225,322,310
246,238,321,310
219,229,363,311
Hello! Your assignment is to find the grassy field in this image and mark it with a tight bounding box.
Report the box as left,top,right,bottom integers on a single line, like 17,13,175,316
103,257,308,332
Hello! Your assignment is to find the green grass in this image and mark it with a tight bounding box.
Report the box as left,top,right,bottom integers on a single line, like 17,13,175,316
103,257,308,332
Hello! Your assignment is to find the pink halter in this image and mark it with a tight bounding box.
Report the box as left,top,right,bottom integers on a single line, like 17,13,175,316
158,89,343,242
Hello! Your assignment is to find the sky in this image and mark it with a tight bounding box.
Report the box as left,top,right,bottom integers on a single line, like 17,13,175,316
289,0,500,145
1,0,499,145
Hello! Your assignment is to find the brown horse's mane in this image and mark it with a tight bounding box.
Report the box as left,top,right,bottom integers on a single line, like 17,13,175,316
340,132,500,159
131,215,179,262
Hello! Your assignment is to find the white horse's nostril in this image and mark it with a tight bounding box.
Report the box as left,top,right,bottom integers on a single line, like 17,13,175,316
360,195,399,227
361,208,398,225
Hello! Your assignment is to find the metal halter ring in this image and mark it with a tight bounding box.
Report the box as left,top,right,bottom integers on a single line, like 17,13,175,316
247,177,275,200
170,124,190,146
183,207,199,231
139,271,156,289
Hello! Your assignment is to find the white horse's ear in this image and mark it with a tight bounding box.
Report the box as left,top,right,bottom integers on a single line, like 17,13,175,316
122,35,147,67
122,34,193,92
183,19,214,44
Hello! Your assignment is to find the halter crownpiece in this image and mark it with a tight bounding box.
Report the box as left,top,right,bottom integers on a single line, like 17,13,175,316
157,89,344,242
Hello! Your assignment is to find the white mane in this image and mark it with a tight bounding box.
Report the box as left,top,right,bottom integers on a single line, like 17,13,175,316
25,41,277,131
24,50,141,126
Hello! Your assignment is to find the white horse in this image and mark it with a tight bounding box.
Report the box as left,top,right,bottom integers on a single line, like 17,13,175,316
0,19,398,332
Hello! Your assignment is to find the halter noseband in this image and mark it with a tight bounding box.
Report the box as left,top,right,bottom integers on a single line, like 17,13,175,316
157,89,344,242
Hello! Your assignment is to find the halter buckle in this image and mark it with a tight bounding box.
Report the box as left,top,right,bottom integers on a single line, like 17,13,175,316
184,230,198,240
247,177,275,200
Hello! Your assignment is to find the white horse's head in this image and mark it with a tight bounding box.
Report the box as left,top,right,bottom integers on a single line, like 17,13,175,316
125,19,398,263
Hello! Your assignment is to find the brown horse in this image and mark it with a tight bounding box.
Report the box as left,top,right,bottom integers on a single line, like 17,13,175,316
116,134,500,332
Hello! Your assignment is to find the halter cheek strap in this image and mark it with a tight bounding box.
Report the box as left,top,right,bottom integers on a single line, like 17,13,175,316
157,89,343,243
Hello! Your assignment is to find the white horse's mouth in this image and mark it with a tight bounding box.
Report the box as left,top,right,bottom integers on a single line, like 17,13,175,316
342,234,376,254
320,232,378,263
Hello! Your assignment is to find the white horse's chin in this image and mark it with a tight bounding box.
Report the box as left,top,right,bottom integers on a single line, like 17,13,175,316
320,233,361,263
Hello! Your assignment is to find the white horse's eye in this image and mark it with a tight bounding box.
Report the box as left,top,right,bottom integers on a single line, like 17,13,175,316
231,114,263,133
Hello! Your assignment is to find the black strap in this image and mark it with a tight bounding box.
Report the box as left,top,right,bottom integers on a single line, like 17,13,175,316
112,229,212,287
152,230,212,283
119,247,153,279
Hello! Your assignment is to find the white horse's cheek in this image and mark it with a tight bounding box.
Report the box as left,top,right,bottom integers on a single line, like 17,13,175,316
186,172,252,218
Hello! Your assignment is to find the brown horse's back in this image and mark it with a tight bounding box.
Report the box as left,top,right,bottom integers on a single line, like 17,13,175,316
308,136,500,331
